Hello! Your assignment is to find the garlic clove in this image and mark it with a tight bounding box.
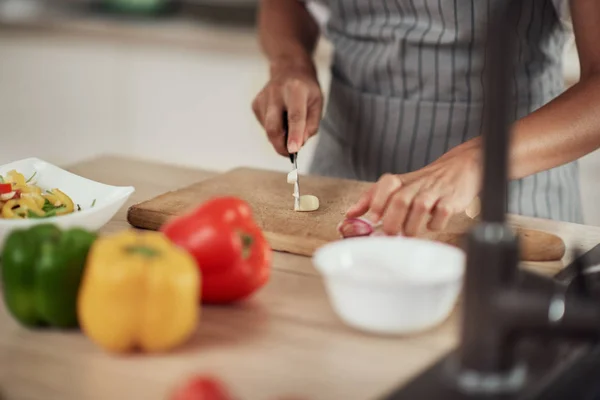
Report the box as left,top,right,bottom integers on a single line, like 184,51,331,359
287,170,298,184
295,195,320,212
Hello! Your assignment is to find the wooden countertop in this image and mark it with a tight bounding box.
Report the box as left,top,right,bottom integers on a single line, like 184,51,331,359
2,155,600,400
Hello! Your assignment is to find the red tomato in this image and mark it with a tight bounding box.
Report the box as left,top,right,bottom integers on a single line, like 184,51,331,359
170,376,234,400
192,196,254,226
161,196,271,304
160,214,240,274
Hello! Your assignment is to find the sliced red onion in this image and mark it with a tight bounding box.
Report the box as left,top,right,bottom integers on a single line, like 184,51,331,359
337,217,377,238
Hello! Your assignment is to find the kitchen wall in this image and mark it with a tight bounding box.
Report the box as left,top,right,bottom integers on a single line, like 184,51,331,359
0,25,331,173
0,31,126,166
0,18,598,225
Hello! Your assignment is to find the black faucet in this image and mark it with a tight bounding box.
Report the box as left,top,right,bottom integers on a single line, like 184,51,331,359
381,2,600,399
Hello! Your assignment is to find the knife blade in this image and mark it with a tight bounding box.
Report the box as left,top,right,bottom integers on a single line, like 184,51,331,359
283,111,301,210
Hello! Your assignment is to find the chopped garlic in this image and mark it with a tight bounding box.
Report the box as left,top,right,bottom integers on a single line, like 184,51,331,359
295,195,320,212
287,170,298,184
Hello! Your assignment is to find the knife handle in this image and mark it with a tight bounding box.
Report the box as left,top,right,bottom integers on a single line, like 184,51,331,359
283,111,296,164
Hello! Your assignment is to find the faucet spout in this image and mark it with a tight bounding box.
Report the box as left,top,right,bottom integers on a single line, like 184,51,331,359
456,0,533,386
479,0,520,223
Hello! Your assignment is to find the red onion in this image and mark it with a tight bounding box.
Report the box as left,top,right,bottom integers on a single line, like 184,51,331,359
337,217,377,238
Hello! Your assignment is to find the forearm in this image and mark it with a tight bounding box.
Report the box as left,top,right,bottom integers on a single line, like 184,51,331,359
507,73,600,179
459,0,600,182
452,73,600,182
257,0,321,75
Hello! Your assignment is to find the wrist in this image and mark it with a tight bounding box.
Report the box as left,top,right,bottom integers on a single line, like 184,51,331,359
462,137,483,166
445,138,484,190
438,136,483,166
269,52,316,78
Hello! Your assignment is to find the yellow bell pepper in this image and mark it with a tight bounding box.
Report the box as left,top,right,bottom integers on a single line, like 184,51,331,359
5,170,27,186
44,189,75,215
2,198,45,219
20,192,46,208
14,184,42,195
77,230,201,354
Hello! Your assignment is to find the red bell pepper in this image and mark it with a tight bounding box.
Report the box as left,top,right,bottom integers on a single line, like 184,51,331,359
161,196,271,304
0,183,12,195
170,375,234,400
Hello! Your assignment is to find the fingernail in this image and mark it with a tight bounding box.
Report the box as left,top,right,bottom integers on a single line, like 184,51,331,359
288,141,299,153
346,205,363,217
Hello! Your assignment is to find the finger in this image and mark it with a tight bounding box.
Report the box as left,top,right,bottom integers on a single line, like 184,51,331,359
345,184,376,218
264,101,287,156
283,82,309,153
381,184,421,236
305,97,323,143
428,197,455,231
251,93,266,127
303,127,310,146
404,191,438,236
465,196,481,219
366,174,403,222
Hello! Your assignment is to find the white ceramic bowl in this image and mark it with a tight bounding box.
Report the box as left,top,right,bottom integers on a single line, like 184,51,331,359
0,157,135,251
313,236,466,335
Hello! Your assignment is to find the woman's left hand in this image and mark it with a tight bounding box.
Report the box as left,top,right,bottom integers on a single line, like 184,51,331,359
346,142,482,236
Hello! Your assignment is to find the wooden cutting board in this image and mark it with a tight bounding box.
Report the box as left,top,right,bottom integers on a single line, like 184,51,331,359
127,167,566,262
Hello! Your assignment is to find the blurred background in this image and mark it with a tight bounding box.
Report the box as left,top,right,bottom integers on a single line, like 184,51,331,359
0,0,598,225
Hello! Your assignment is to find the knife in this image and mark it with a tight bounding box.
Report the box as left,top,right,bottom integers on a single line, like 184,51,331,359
283,111,301,210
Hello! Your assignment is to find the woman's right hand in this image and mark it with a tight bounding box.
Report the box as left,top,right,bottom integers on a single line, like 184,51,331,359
252,63,324,156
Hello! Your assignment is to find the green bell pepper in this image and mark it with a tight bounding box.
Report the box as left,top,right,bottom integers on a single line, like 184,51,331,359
1,224,97,328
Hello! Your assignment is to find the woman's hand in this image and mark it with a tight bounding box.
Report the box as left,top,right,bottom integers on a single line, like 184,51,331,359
252,63,324,156
346,142,482,236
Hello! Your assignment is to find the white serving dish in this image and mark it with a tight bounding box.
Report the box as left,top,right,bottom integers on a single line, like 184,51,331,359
313,236,466,336
0,157,135,251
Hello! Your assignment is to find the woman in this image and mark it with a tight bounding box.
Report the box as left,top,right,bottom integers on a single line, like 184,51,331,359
252,0,600,236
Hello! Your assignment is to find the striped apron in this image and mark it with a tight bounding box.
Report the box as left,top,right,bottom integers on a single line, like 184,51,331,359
308,0,584,223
